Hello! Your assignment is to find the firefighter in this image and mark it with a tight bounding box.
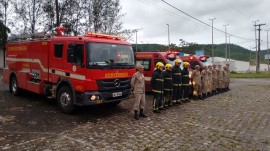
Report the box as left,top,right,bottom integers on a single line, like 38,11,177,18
223,66,228,92
131,64,147,120
191,65,202,100
225,63,231,91
207,65,213,96
181,62,190,102
201,66,208,99
217,64,224,93
163,63,173,108
172,59,182,105
212,64,218,95
151,62,164,113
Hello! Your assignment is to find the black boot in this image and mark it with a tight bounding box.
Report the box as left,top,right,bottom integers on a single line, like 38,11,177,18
134,110,139,120
139,109,148,117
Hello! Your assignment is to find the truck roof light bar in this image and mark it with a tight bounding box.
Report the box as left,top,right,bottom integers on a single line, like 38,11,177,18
85,32,124,40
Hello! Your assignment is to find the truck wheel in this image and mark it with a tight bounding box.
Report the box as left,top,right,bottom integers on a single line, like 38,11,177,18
57,86,75,114
10,76,20,96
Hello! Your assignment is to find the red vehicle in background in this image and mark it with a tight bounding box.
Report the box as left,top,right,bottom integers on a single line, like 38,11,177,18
179,55,212,71
135,51,183,91
3,31,136,113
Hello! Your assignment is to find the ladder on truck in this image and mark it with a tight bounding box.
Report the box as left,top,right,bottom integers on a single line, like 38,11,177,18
8,32,54,43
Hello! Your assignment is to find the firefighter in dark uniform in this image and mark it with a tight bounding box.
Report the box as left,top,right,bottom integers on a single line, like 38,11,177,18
172,59,182,105
162,63,173,108
181,62,190,102
151,62,164,113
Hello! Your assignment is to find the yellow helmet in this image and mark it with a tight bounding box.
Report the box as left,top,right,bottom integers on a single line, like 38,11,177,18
175,59,182,65
156,62,164,69
165,63,173,70
183,62,190,68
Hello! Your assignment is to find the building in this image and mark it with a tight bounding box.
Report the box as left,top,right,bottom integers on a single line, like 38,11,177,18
210,57,269,72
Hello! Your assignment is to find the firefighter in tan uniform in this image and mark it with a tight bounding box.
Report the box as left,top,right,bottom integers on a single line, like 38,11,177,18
222,66,228,92
226,63,231,91
207,65,213,96
191,65,202,99
131,64,148,120
201,66,208,99
217,64,224,93
212,64,218,95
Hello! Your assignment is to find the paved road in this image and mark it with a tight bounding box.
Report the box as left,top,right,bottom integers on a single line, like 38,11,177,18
0,78,270,150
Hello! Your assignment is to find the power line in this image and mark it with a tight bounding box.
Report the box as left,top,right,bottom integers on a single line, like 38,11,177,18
161,0,254,41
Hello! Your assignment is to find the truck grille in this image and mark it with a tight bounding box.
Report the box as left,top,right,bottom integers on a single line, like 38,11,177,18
96,78,131,92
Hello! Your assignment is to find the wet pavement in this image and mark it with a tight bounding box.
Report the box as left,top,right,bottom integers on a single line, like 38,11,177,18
0,78,270,150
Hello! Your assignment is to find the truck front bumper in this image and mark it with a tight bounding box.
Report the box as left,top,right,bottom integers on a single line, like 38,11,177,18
75,89,131,106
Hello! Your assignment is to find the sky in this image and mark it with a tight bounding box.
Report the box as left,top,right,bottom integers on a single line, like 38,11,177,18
119,0,270,50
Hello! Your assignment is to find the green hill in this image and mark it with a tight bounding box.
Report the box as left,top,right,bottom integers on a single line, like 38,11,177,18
132,43,269,64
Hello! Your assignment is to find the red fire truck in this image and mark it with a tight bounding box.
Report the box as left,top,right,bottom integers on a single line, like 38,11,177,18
135,51,183,91
3,31,136,113
179,55,212,71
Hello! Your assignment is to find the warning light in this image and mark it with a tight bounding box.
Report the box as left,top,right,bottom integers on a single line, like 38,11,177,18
85,32,124,39
190,56,194,60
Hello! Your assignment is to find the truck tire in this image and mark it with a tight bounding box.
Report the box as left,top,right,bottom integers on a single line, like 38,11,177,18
10,76,20,96
57,86,75,114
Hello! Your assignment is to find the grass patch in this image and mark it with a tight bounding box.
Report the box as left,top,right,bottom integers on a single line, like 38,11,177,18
230,72,270,78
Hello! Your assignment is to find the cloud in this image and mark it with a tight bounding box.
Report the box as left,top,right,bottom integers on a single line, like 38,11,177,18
120,0,270,49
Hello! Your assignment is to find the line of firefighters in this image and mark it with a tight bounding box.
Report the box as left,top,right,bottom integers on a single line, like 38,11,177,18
150,59,231,113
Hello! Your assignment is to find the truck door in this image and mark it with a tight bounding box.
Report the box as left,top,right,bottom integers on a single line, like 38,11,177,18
65,42,86,92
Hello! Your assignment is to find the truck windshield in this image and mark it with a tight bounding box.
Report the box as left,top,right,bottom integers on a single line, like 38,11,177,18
87,42,135,69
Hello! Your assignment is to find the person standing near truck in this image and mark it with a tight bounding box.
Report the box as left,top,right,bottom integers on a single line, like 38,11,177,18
217,64,224,93
191,65,202,100
172,59,182,105
181,62,190,102
225,63,231,90
131,64,148,120
201,66,208,99
151,62,164,113
163,64,173,108
212,64,218,95
207,65,213,96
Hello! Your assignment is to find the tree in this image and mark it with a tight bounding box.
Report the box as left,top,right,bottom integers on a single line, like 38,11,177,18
12,0,45,34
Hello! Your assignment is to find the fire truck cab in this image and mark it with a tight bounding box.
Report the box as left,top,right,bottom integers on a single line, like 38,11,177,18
135,51,183,91
3,32,136,113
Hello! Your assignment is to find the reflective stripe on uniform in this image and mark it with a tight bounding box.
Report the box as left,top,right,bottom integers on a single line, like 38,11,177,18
183,75,189,77
164,78,172,80
181,84,190,86
173,84,181,86
152,89,162,93
174,73,181,75
156,79,164,82
164,89,173,91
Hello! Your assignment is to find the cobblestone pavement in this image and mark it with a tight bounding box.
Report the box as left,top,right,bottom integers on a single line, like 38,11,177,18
0,78,270,150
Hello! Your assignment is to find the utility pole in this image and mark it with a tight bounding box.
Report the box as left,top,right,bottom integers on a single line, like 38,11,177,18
255,23,266,72
266,29,270,72
135,28,142,52
209,18,216,63
253,20,259,71
166,24,170,51
249,46,252,73
223,24,229,62
228,35,231,62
